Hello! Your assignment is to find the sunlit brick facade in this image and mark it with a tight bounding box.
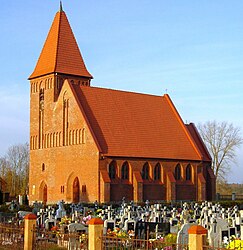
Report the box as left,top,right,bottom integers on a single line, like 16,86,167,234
28,7,215,204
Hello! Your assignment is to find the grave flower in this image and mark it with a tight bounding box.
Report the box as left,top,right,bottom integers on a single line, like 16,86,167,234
82,215,92,225
227,239,243,249
222,236,229,247
59,216,71,225
128,230,135,238
50,226,58,232
117,230,128,238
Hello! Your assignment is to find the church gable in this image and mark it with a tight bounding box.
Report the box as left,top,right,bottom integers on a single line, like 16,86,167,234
54,80,99,150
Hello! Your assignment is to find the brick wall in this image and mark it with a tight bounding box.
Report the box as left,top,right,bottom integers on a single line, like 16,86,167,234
29,77,100,204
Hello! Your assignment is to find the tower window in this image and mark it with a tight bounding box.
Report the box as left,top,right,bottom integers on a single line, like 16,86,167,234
42,163,45,171
39,89,44,110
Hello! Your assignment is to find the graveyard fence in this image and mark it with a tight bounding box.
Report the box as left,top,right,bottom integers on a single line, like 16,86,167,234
32,228,88,249
216,193,243,201
0,224,24,249
101,235,189,250
203,240,243,250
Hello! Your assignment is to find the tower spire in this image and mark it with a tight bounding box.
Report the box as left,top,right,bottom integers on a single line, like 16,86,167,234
60,1,63,12
29,6,92,80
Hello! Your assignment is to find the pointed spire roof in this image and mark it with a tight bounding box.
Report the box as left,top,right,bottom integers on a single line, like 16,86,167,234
29,8,92,80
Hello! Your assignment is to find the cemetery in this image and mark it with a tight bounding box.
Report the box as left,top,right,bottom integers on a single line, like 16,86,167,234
1,198,243,249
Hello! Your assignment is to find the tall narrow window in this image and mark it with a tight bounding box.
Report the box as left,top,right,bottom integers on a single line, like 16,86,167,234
186,164,192,181
154,163,161,181
121,162,129,180
82,128,86,144
109,161,117,179
175,164,181,180
142,162,149,180
73,177,80,203
63,98,69,146
39,88,44,148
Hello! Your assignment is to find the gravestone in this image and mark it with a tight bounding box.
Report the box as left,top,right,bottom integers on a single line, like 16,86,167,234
177,223,196,246
55,201,66,220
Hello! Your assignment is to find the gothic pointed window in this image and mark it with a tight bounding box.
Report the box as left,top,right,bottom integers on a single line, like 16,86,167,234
142,162,149,180
109,161,117,180
39,89,44,110
175,164,182,180
39,88,44,148
73,177,80,203
186,164,192,181
63,96,69,146
154,163,161,181
82,128,86,144
121,162,129,180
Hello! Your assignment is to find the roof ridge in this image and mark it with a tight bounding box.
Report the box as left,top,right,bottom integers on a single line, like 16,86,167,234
54,11,62,73
85,85,165,98
164,94,202,160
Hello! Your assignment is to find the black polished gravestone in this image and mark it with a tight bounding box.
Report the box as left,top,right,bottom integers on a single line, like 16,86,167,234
107,222,115,231
222,230,229,239
135,222,170,239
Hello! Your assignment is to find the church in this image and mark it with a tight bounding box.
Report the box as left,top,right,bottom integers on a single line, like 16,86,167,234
28,5,216,204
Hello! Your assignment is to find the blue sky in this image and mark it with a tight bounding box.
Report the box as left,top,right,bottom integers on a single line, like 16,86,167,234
0,1,242,182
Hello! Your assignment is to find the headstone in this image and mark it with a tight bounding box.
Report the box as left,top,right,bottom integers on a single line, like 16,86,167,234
177,223,196,246
55,200,66,220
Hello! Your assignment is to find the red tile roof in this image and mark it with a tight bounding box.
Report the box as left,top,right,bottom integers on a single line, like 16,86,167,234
186,123,212,162
29,10,92,80
72,84,204,161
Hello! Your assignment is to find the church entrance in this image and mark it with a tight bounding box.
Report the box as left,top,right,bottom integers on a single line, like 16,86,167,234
73,177,80,203
43,184,47,204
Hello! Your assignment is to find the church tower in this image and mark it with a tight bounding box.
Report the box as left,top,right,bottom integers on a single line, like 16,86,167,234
28,5,99,204
29,5,92,151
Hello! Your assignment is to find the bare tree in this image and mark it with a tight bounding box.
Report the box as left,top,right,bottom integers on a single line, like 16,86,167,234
198,121,243,182
3,143,29,196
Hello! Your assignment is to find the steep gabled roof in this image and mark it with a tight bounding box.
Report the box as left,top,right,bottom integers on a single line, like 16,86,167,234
186,123,212,162
72,85,204,161
29,9,92,80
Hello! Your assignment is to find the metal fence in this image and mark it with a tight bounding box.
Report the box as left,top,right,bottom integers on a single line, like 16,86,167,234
33,227,88,250
0,224,24,249
203,240,243,250
101,236,189,250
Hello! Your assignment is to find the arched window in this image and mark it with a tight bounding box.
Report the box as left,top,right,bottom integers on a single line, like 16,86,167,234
53,132,56,147
121,162,129,180
82,128,86,144
109,161,117,179
42,163,45,172
78,129,82,144
47,134,50,148
50,133,53,147
186,164,192,181
72,130,75,145
154,163,161,181
69,130,72,145
75,130,79,144
59,132,62,146
175,164,181,180
73,177,80,203
142,162,149,180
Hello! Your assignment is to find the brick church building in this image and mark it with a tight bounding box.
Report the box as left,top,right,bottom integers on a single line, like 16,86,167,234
28,6,216,204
